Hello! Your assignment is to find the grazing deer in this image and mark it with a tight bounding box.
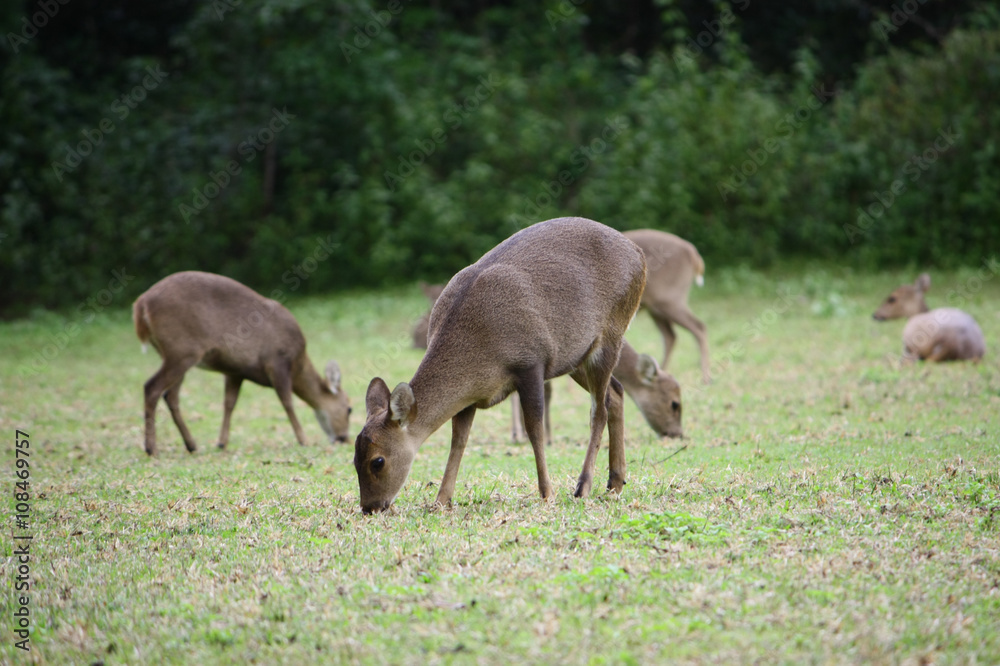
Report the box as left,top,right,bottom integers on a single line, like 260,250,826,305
411,282,445,349
354,217,647,513
511,340,683,442
133,271,351,455
873,273,985,362
623,230,710,383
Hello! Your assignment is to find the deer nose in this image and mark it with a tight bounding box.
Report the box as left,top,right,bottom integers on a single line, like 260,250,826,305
335,435,349,443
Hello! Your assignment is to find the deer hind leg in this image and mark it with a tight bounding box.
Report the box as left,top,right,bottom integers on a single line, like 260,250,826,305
510,392,526,443
268,360,308,446
569,344,620,499
435,404,477,507
143,356,198,455
511,380,552,445
217,374,244,449
543,380,552,445
650,313,678,370
665,304,711,384
514,367,554,500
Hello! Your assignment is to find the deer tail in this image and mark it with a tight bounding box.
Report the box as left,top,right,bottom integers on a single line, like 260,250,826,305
133,298,151,353
689,245,705,287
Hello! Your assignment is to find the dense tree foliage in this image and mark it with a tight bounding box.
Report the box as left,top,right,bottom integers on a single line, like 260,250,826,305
1,0,997,314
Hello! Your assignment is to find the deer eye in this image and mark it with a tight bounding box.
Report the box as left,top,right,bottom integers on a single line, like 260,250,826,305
347,406,353,416
671,401,681,411
370,457,385,474
887,296,896,303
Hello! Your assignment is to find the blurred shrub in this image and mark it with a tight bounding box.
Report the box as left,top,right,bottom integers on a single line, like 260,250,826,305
1,1,999,314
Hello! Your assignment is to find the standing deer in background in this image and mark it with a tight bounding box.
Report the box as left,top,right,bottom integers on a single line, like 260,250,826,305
624,230,710,383
354,217,647,514
873,273,985,362
411,282,445,349
511,340,683,442
133,271,351,455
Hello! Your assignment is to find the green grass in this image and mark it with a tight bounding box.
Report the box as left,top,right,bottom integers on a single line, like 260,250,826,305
2,264,999,664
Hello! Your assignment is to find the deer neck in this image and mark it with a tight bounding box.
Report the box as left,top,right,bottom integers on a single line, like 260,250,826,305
291,356,323,408
405,349,492,444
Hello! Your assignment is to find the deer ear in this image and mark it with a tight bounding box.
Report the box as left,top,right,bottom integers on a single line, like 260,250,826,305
915,273,931,293
636,354,660,385
325,360,342,396
389,382,416,426
365,378,391,416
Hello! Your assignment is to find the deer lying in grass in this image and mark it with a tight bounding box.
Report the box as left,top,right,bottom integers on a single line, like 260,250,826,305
624,230,710,383
873,273,985,362
354,217,647,513
511,340,683,441
414,284,683,440
133,271,351,455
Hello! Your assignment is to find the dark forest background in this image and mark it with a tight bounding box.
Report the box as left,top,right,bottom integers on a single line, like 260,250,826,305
2,0,999,315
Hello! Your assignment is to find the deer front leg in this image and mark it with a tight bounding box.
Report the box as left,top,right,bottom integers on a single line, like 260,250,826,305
569,351,617,499
217,374,244,449
435,405,477,507
270,362,308,446
510,392,526,442
605,376,627,493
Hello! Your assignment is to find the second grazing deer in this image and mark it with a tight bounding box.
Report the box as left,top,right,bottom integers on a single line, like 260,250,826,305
873,273,985,362
511,340,683,442
133,271,351,455
354,217,647,513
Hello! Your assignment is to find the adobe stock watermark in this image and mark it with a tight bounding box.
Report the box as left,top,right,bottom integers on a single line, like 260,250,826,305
6,0,71,54
340,0,414,63
383,74,504,192
673,0,751,65
689,285,800,390
547,0,587,30
507,115,629,230
716,84,835,201
218,235,339,353
50,66,169,182
178,107,295,223
17,268,135,378
874,0,933,42
946,256,1000,308
214,0,242,21
843,126,959,244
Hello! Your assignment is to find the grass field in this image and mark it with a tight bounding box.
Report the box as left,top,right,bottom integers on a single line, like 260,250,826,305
2,264,999,665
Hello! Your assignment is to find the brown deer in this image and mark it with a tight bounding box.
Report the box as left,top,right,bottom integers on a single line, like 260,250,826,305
623,230,710,383
873,273,985,362
411,282,445,349
133,271,351,455
511,340,683,442
415,282,683,441
354,217,647,513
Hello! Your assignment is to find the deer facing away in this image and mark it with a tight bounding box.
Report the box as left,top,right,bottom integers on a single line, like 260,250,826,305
133,271,351,455
511,340,683,442
872,273,985,362
354,217,647,514
624,230,710,384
